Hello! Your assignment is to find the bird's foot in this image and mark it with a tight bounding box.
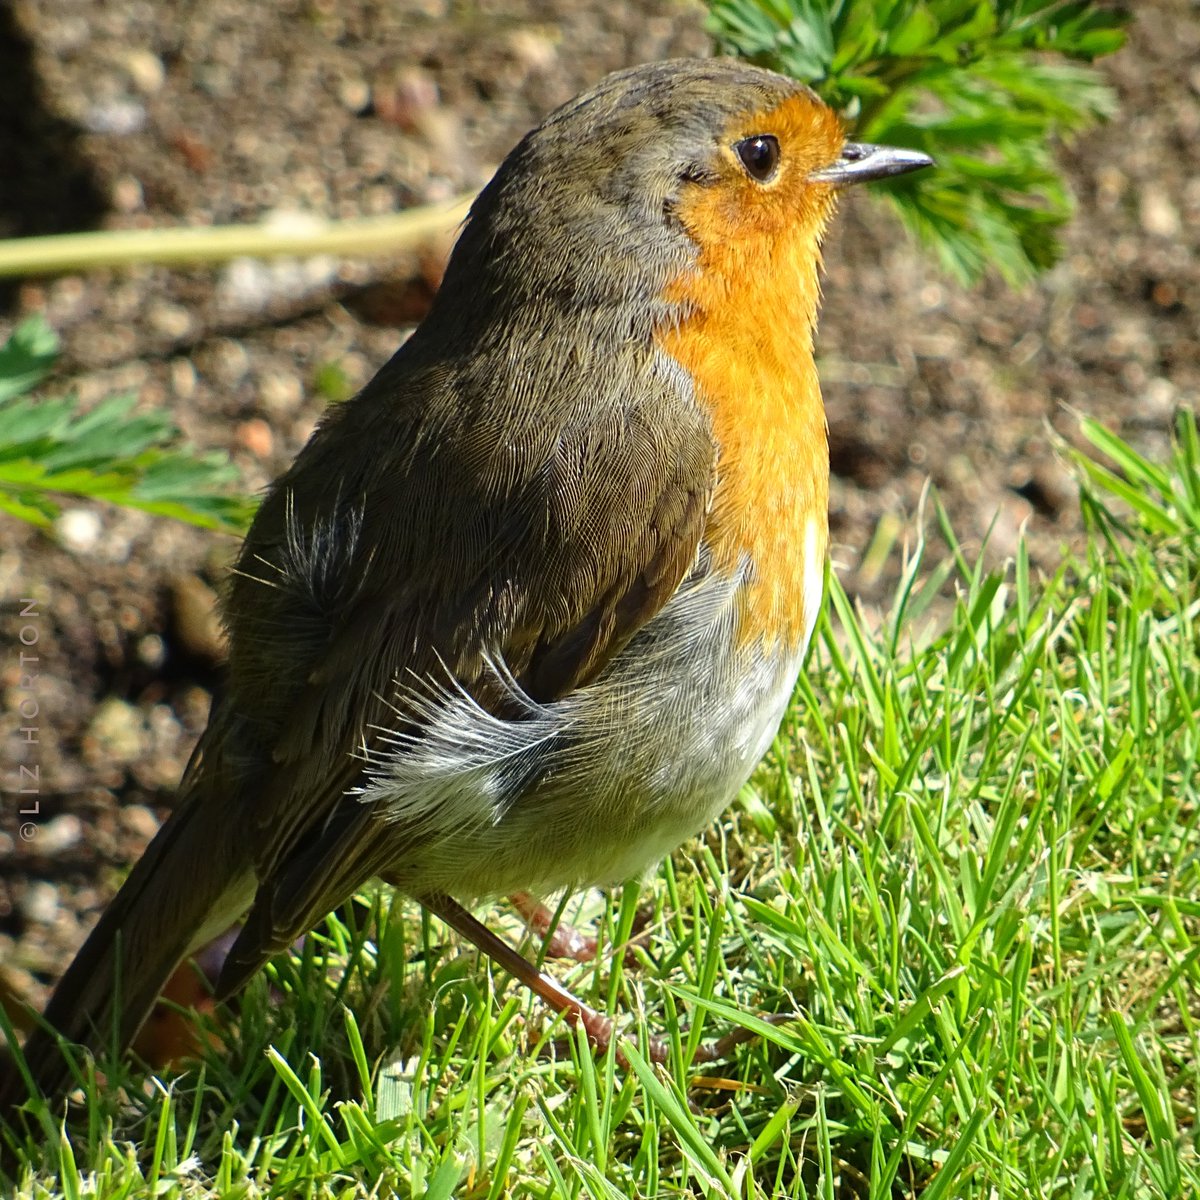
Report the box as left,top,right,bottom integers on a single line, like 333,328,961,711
423,892,779,1068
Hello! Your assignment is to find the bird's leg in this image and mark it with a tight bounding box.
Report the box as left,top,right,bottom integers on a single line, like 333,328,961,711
420,892,772,1066
508,891,650,966
422,891,629,1052
508,892,599,961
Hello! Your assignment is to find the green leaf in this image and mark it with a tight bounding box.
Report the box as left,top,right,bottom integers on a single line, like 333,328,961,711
0,330,255,534
0,315,59,403
887,6,939,56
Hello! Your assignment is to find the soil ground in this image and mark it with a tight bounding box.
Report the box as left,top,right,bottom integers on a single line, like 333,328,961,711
1,1,1198,1022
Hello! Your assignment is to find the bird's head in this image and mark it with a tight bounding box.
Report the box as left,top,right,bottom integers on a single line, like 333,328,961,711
428,59,930,335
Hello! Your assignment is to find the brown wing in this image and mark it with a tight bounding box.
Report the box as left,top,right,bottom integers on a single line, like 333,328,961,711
210,341,715,993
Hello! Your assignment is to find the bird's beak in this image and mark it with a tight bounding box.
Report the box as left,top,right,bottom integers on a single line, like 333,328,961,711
809,142,934,187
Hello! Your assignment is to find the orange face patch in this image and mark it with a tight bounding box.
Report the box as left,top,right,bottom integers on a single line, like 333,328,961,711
677,91,846,248
657,92,841,652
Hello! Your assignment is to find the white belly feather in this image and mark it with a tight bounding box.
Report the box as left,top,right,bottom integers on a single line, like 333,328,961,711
360,539,821,898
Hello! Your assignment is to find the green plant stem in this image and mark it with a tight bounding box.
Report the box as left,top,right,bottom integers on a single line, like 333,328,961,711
0,198,474,278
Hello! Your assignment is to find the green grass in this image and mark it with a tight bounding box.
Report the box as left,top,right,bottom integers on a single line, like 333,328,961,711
4,412,1199,1197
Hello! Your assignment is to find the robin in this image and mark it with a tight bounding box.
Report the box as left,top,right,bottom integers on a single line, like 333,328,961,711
8,57,931,1100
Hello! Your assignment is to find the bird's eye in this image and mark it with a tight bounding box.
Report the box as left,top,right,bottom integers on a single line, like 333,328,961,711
734,134,780,183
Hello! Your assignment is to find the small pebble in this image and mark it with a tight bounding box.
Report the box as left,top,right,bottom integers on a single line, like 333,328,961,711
1139,185,1180,238
121,804,160,843
21,881,60,926
170,357,197,400
111,174,144,213
125,50,166,95
1142,377,1176,419
505,28,559,72
56,509,102,554
82,98,147,136
35,814,83,855
149,302,193,339
87,698,147,765
339,77,372,114
137,634,166,669
236,418,274,458
259,371,303,417
374,67,439,131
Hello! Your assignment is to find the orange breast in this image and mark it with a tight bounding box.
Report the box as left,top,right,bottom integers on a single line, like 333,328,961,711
659,302,828,653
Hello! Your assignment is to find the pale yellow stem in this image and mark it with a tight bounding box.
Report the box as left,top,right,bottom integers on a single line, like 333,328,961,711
0,197,474,278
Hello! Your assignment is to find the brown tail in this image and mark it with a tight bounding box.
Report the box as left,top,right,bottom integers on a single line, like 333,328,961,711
1,770,255,1110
